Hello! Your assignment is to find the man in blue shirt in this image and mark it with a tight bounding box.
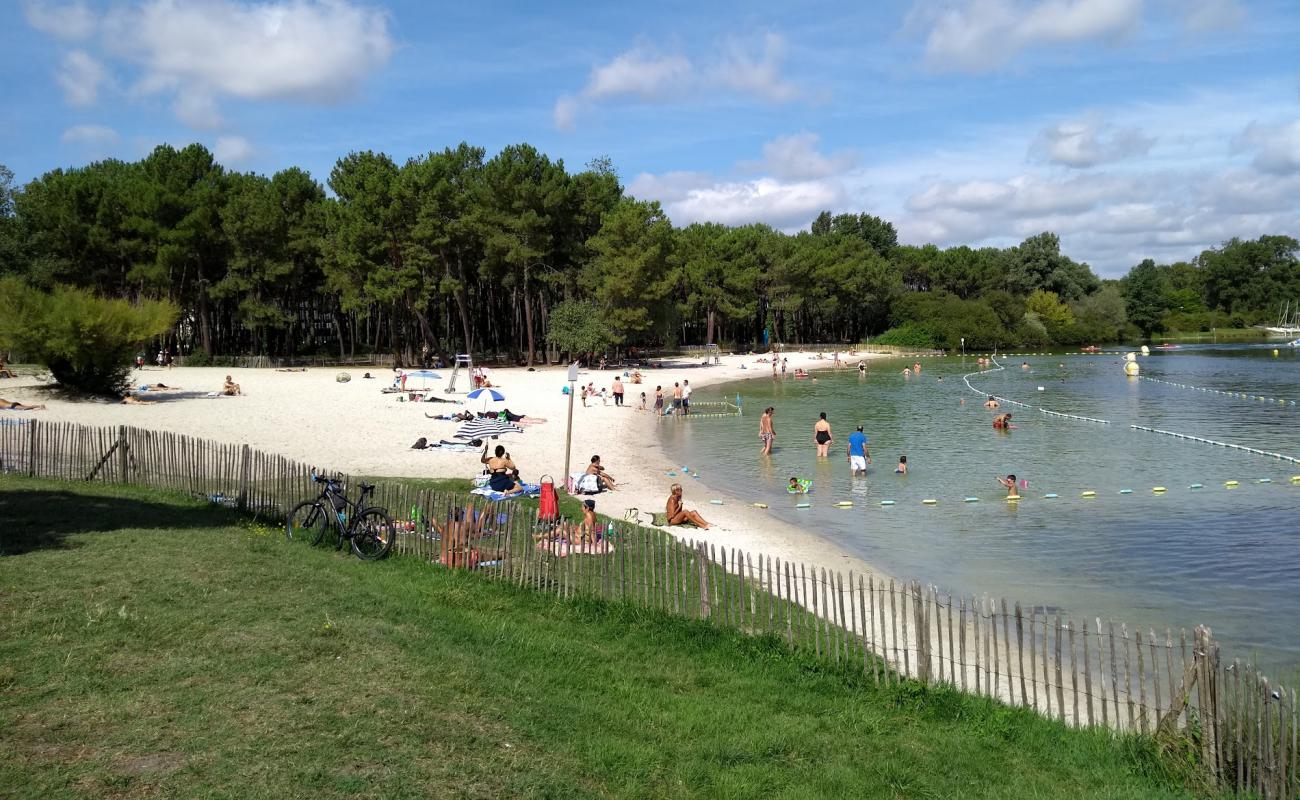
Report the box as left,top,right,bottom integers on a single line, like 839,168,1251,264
847,425,871,476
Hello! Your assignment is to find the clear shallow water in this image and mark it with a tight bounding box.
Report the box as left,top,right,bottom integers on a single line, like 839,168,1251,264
661,345,1300,676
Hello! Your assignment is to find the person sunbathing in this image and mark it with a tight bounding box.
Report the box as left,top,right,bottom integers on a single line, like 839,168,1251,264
666,483,710,529
139,383,180,391
1,397,46,410
222,375,241,396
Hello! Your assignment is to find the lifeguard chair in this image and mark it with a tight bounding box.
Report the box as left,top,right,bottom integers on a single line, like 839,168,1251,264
445,354,473,393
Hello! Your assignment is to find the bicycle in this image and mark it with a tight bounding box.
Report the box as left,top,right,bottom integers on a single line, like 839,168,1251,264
285,472,395,560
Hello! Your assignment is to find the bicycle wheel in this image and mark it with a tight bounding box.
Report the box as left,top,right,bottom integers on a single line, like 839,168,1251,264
350,508,395,560
286,501,328,545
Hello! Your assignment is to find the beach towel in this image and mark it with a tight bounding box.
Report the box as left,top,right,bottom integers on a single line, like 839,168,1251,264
424,440,479,452
470,482,541,502
568,473,602,494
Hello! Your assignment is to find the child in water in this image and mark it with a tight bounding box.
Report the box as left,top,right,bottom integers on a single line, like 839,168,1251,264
895,455,908,475
788,477,809,494
996,474,1020,497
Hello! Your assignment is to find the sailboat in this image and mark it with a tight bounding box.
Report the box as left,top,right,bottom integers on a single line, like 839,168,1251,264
1264,301,1300,337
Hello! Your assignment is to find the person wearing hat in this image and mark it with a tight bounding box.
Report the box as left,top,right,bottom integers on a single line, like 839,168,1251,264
847,425,871,476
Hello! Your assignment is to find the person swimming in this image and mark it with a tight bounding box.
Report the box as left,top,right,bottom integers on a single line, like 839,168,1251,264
895,455,907,474
997,474,1019,497
788,477,811,494
984,395,999,409
993,412,1014,429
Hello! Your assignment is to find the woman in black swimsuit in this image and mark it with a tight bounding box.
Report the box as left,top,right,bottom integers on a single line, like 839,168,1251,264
813,412,832,457
481,444,523,495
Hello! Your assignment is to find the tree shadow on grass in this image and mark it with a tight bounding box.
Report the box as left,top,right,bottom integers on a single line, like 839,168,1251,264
0,489,244,556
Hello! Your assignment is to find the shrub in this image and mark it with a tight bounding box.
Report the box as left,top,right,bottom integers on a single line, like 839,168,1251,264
182,349,212,367
0,278,178,396
872,323,939,349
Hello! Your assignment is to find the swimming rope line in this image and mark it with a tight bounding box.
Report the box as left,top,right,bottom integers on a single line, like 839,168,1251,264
1137,375,1296,407
1129,424,1300,464
962,357,1110,423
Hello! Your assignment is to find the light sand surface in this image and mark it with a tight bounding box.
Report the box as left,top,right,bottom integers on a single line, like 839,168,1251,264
2,350,897,577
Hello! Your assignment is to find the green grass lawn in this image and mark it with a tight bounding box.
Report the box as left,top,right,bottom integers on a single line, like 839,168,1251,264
0,477,1207,799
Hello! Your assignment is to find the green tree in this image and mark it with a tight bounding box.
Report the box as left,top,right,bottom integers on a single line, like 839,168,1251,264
1122,259,1167,337
545,299,614,359
0,278,177,395
584,199,677,342
1025,289,1075,335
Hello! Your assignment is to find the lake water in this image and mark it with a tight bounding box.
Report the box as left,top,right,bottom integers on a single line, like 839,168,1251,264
660,345,1300,677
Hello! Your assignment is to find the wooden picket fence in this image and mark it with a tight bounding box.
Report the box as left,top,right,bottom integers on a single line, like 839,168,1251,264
1,418,1296,798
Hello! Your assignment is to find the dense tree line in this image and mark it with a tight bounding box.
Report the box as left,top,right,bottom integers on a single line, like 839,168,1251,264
1,145,1296,363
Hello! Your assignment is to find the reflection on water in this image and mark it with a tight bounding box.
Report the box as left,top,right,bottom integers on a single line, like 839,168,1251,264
659,345,1300,676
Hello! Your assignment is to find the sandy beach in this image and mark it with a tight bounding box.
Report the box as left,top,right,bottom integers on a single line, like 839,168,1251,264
2,350,901,577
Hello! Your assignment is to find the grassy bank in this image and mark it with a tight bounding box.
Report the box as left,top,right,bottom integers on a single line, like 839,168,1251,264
0,477,1207,798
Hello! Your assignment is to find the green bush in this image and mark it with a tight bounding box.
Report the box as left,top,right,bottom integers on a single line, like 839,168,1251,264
0,278,178,396
872,323,939,348
182,349,212,367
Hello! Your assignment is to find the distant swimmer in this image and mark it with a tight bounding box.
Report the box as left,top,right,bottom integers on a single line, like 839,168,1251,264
895,455,908,475
858,361,866,375
984,396,999,409
1021,362,1030,370
903,368,911,377
993,412,1014,429
996,474,1020,497
813,412,833,457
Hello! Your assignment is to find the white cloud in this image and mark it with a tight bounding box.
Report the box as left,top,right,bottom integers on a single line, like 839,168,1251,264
914,0,1143,72
554,34,805,130
712,33,800,103
104,0,394,103
1178,0,1246,32
741,132,857,181
1031,116,1154,167
584,49,693,101
628,134,851,230
23,1,97,41
1235,120,1300,174
26,1,395,126
57,50,108,106
173,91,224,130
60,123,119,145
213,135,254,164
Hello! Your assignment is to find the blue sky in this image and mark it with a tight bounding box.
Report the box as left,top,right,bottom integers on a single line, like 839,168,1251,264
3,0,1299,275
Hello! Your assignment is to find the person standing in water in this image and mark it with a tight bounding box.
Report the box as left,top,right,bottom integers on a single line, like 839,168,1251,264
781,358,788,377
847,425,871,476
997,474,1019,497
813,412,833,457
759,406,776,455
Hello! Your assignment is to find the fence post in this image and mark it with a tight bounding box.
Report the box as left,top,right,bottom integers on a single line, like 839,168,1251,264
117,425,129,483
238,444,251,511
27,418,38,477
696,542,711,620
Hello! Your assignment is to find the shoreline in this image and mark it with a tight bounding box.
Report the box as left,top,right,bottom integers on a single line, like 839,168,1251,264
0,350,911,583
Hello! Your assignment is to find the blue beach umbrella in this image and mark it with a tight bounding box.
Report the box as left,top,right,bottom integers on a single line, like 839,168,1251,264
467,387,505,411
405,369,442,389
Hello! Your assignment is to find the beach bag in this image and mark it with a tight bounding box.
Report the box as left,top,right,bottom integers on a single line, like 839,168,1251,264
537,475,558,523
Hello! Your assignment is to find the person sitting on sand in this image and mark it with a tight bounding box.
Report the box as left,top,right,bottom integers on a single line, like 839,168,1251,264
120,394,155,405
0,359,16,379
1,397,46,410
630,370,643,384
578,499,598,544
586,455,617,491
481,444,523,495
666,483,710,529
984,396,999,409
222,375,241,396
